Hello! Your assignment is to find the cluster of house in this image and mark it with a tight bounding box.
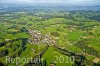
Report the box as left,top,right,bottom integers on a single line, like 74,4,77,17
28,29,56,45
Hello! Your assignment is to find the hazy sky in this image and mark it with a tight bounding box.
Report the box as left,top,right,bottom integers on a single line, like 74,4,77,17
0,0,100,6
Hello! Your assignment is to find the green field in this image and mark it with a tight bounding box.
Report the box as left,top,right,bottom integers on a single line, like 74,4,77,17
0,10,100,66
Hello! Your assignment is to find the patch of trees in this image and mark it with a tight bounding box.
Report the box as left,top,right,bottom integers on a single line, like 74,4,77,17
0,49,9,58
0,38,28,58
64,22,77,26
94,62,100,66
74,57,86,66
54,45,87,66
20,27,29,34
18,21,27,25
63,14,75,20
22,38,28,51
75,40,100,57
10,48,23,58
42,60,47,66
50,32,59,36
77,23,85,26
0,38,22,47
89,15,100,21
0,62,5,66
78,24,98,31
7,25,18,29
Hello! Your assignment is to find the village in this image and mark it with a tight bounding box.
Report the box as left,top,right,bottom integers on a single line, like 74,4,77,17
28,29,56,45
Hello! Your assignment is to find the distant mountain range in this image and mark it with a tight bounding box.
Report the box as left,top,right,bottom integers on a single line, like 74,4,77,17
0,3,100,13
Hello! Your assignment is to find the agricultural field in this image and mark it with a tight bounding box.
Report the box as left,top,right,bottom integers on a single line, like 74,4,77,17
0,5,100,66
